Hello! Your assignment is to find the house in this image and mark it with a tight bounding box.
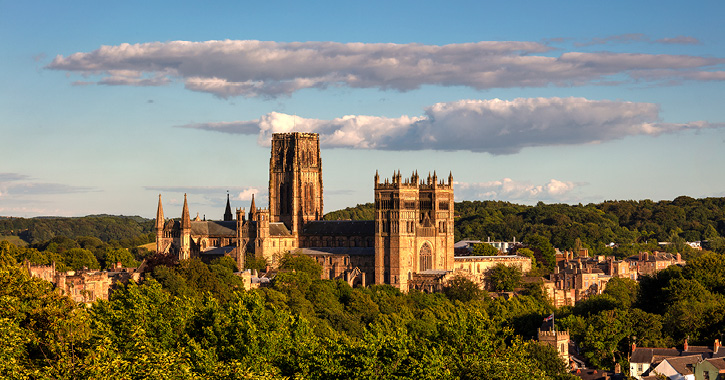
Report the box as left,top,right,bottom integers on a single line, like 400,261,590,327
630,340,723,380
630,346,682,380
694,357,725,380
626,251,684,277
651,355,700,380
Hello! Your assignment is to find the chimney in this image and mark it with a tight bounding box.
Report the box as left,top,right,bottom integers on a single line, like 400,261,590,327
684,337,689,351
714,339,720,354
632,342,636,353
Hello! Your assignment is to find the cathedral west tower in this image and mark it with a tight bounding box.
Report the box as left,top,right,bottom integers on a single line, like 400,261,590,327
269,132,324,234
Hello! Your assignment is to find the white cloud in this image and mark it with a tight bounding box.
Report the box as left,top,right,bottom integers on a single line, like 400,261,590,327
236,187,259,201
179,97,725,154
47,39,725,98
455,178,581,203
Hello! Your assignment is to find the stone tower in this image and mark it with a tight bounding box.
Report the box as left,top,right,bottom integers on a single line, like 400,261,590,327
268,132,324,234
155,194,165,254
538,328,570,365
179,193,191,260
374,170,455,290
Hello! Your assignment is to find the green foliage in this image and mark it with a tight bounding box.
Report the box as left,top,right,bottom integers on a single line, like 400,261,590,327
525,234,556,271
602,277,639,309
324,203,375,221
244,252,268,272
486,263,522,292
211,255,239,272
103,248,139,269
517,247,537,268
682,252,725,293
279,253,323,278
0,215,154,245
472,242,499,256
151,259,245,302
0,263,91,377
443,275,485,302
63,248,101,271
453,198,725,260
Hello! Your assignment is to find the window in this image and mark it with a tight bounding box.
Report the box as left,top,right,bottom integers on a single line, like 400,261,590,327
419,243,433,271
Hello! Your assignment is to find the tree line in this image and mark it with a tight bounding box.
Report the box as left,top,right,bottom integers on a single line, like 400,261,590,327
325,197,725,258
0,214,154,245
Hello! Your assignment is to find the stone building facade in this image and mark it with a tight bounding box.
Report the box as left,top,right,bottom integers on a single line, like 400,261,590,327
25,261,141,303
155,132,456,291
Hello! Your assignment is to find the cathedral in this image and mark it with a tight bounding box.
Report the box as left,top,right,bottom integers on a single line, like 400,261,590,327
155,132,455,291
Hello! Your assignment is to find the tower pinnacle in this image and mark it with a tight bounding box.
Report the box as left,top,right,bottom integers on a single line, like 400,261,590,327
224,192,233,221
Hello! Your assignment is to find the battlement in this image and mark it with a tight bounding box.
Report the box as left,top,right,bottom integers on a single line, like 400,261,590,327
538,328,570,339
272,132,319,140
374,170,453,190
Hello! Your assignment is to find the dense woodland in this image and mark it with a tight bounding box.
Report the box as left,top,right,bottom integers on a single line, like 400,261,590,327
1,197,725,378
325,197,725,258
0,214,154,245
3,238,725,378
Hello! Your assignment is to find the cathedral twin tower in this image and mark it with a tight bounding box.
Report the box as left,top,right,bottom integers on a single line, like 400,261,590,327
156,132,454,291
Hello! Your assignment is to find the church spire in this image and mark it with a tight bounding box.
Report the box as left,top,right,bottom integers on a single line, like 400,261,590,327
155,194,164,229
249,193,256,220
181,193,190,230
224,192,233,221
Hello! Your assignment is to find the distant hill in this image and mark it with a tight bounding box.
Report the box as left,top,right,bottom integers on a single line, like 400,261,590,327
324,197,725,255
0,215,154,245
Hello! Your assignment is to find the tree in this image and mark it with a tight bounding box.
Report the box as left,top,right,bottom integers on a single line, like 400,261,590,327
103,247,139,269
443,275,485,302
486,263,522,292
682,253,725,293
525,234,556,271
63,248,101,271
0,262,90,377
472,243,499,256
602,277,639,309
278,253,323,278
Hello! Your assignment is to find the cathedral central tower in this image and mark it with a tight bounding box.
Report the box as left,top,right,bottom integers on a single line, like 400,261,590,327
269,132,324,234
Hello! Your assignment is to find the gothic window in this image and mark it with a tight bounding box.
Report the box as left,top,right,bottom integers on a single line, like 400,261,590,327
419,242,433,272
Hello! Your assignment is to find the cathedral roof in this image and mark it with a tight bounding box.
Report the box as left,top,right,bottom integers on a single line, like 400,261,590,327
298,247,374,256
190,220,236,236
302,220,375,236
269,222,291,236
200,245,237,256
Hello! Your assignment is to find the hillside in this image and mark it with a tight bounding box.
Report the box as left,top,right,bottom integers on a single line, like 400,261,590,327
0,215,154,245
324,197,725,256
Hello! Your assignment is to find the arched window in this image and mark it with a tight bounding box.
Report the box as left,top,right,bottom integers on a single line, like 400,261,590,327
419,242,433,272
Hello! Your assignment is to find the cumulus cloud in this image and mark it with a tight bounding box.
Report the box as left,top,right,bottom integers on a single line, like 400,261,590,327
179,97,725,154
236,187,259,201
47,39,724,98
455,178,582,203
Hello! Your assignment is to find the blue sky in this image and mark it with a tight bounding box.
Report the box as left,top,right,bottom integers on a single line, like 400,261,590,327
1,0,724,219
